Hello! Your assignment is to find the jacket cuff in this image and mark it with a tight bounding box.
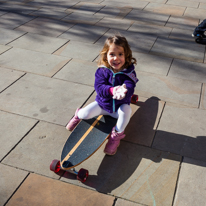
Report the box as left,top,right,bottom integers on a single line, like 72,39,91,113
109,87,114,96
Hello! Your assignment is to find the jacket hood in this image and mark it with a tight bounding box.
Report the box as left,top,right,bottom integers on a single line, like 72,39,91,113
98,64,138,84
98,63,135,74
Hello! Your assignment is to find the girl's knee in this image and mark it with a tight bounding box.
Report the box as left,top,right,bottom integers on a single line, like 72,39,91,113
78,108,90,119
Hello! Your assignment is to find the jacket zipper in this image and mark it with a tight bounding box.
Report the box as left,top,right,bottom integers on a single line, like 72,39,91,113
111,71,124,113
112,74,115,113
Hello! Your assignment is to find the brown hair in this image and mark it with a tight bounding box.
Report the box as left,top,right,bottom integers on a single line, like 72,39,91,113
98,35,137,69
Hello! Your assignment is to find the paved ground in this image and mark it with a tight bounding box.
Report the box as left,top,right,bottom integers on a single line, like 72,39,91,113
0,0,206,205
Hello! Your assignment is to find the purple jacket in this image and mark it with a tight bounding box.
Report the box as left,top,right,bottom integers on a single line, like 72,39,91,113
95,64,138,113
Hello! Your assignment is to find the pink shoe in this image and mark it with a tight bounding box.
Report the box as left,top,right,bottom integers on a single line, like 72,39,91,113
104,127,125,155
66,108,81,131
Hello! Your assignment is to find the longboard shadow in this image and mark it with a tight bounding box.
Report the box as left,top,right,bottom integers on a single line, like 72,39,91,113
61,97,206,195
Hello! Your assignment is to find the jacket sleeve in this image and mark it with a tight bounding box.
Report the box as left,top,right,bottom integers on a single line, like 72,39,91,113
94,68,112,98
124,80,135,98
124,71,138,99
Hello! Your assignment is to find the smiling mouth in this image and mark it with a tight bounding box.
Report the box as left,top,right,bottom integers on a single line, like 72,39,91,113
113,62,120,66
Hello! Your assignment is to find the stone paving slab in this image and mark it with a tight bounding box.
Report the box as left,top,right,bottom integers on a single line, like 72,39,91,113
168,59,206,83
27,0,79,10
0,2,39,14
61,141,181,206
0,10,8,16
165,16,199,30
184,8,206,20
150,37,205,63
0,28,26,45
16,17,74,37
0,73,94,125
0,163,28,206
183,0,206,2
30,7,70,19
54,41,102,61
53,58,97,86
169,28,194,41
94,5,132,19
8,33,69,54
199,2,206,9
66,2,104,15
144,2,186,16
124,9,170,26
96,29,157,53
101,0,149,9
0,67,24,92
133,52,172,75
0,110,37,160
0,47,70,77
149,0,168,2
59,24,108,43
166,0,199,8
96,18,133,30
62,12,102,25
2,121,70,179
0,12,35,29
6,173,115,206
115,199,142,206
128,22,172,37
135,71,201,107
153,103,206,162
173,157,206,206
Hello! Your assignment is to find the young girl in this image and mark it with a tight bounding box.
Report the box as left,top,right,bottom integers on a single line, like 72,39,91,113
66,35,138,155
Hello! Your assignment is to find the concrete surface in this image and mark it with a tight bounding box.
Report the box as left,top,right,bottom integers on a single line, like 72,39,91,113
0,0,206,206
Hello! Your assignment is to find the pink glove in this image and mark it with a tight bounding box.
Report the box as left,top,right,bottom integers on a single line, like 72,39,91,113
112,84,127,100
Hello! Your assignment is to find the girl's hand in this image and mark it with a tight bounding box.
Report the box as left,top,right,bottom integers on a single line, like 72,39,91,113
113,84,128,100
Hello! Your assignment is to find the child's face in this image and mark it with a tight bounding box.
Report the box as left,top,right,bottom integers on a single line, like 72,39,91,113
107,43,125,73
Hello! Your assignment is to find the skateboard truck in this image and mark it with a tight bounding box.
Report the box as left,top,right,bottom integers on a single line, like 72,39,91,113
62,160,73,168
50,159,89,182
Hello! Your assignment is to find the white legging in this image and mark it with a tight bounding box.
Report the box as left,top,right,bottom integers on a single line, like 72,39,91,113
77,101,132,132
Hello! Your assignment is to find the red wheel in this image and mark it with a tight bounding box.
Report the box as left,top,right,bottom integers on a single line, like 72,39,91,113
50,159,61,173
77,168,89,182
131,94,138,104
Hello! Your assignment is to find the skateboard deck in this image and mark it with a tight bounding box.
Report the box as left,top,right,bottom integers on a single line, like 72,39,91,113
61,115,117,170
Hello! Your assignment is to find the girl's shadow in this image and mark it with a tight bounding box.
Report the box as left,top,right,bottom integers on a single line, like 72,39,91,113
62,96,205,194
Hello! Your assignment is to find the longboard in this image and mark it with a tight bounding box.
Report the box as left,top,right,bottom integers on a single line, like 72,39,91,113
50,94,138,182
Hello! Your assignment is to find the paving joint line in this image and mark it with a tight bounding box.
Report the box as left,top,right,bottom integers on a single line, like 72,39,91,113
166,58,174,76
0,121,39,163
151,101,166,148
0,72,26,94
171,156,183,206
